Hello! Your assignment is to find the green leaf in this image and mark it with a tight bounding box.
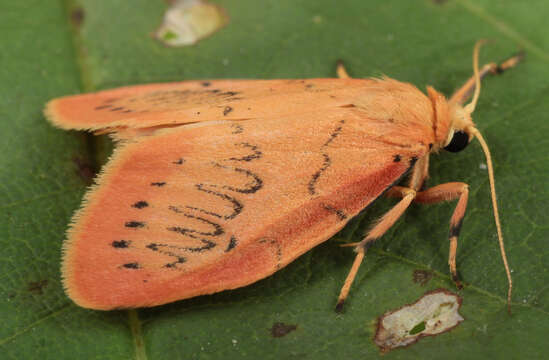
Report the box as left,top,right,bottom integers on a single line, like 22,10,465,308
1,0,547,358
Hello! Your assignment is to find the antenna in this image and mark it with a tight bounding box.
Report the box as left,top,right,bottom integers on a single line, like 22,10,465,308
468,127,513,313
464,39,488,114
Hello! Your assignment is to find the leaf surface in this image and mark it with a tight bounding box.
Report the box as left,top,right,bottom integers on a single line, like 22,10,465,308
1,0,547,358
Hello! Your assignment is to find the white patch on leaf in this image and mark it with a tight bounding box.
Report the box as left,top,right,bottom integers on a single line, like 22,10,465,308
156,0,228,47
374,289,464,352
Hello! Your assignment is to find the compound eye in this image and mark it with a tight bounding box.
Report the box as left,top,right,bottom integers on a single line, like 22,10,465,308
444,130,469,152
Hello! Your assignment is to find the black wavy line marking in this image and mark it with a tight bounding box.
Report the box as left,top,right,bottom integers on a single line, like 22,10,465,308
166,211,219,253
258,238,282,269
322,120,345,147
210,163,263,194
228,142,262,162
225,236,237,252
187,184,243,220
322,204,348,221
145,243,187,268
308,153,331,195
308,120,346,195
117,131,265,270
231,123,244,134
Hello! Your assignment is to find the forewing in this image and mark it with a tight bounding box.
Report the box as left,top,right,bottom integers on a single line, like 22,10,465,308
45,79,376,132
63,106,430,309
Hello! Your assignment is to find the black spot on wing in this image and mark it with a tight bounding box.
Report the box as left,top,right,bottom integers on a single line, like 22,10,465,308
122,262,140,269
132,201,149,209
112,240,131,248
125,221,145,228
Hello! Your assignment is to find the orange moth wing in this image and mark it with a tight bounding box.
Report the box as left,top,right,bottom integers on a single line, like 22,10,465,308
45,79,430,134
47,78,436,310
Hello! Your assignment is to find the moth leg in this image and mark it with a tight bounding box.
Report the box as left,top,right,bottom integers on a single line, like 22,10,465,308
336,60,351,79
336,187,417,312
449,52,524,105
414,182,469,288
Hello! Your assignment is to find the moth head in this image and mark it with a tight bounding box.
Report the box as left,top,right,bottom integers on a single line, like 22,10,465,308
444,104,475,153
427,86,475,153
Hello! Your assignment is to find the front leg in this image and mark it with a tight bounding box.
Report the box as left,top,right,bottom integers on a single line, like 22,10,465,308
415,182,469,288
336,156,429,311
336,186,418,311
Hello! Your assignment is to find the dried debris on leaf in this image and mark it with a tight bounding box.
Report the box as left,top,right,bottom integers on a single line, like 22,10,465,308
270,322,297,338
156,0,228,47
412,269,433,286
374,289,463,352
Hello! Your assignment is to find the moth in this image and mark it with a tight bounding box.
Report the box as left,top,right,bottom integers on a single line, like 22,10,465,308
45,42,519,311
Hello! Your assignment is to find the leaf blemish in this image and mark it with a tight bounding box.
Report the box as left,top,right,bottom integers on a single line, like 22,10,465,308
155,0,228,47
72,156,97,184
27,280,48,295
374,289,463,352
270,322,297,338
412,269,433,286
70,7,85,28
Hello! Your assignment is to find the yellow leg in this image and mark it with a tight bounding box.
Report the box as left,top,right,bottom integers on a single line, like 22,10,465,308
415,182,469,288
336,187,416,311
336,60,351,79
336,181,470,311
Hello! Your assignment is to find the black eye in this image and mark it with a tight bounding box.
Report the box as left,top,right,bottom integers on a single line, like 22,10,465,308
444,131,469,152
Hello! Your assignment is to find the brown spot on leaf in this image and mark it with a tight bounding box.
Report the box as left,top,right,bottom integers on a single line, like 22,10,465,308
270,322,297,338
71,7,85,27
73,156,97,185
412,269,433,286
28,280,48,295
